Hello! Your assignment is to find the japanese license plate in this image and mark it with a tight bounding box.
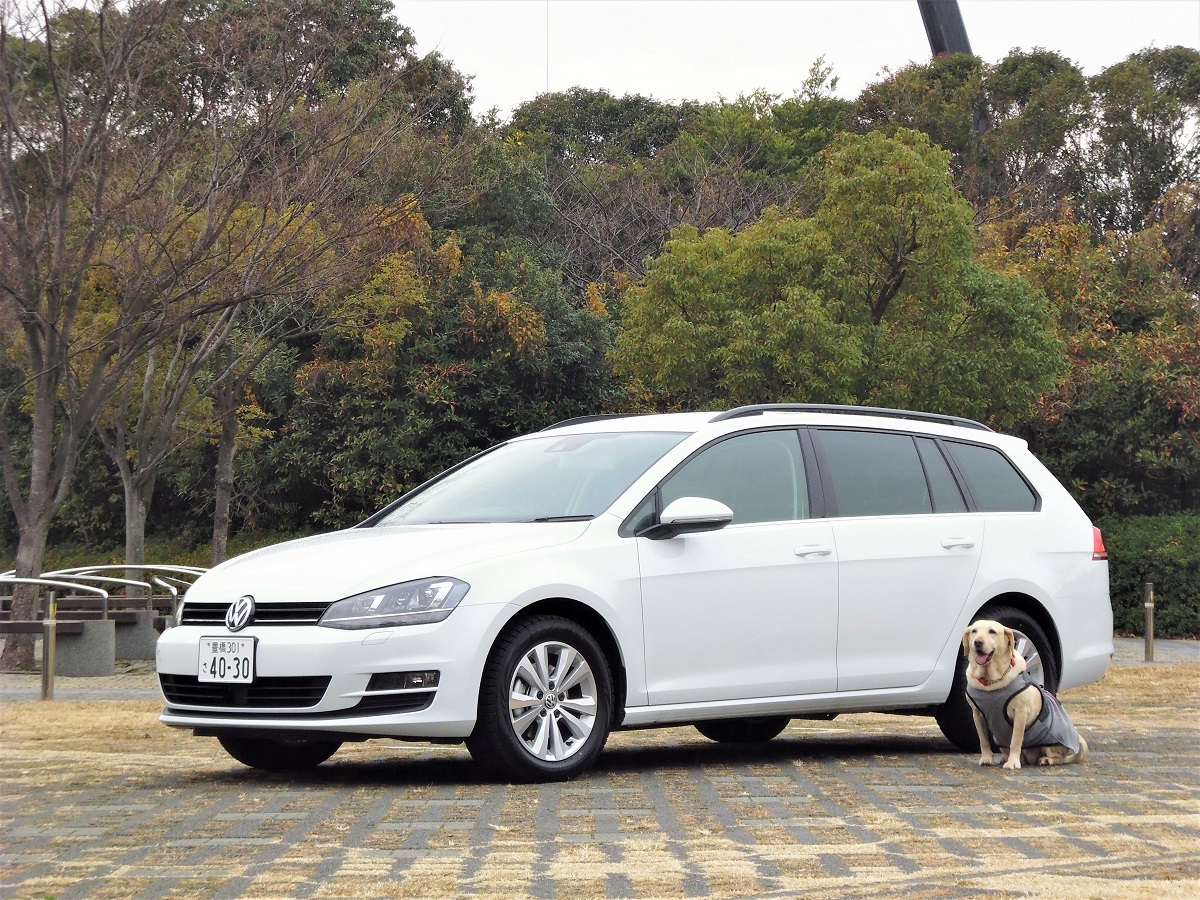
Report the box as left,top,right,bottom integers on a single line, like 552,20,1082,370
198,636,256,683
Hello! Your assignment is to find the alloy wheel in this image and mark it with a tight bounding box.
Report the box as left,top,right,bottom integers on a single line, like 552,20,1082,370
507,640,599,762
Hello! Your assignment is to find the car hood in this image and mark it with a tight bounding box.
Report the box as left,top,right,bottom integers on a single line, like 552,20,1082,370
185,522,593,605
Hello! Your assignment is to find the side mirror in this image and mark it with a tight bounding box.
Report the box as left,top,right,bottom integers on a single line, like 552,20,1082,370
638,497,734,540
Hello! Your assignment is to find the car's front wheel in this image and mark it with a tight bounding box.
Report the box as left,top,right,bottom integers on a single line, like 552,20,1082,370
467,615,612,782
217,734,342,770
935,605,1059,752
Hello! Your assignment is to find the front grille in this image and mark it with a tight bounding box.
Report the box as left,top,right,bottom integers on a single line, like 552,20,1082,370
179,601,331,627
160,674,330,707
355,692,435,714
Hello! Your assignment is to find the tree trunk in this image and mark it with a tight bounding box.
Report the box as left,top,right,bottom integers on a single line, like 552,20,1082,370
211,409,239,566
1,380,59,670
123,475,155,569
0,525,51,671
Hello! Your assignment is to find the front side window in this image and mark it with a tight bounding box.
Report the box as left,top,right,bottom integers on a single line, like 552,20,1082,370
945,441,1039,512
817,430,932,517
375,431,688,525
657,429,809,525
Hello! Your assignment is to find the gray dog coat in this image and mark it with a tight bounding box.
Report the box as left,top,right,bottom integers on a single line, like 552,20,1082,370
966,670,1082,755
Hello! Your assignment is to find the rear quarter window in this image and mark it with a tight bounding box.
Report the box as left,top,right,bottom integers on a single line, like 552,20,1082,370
945,441,1039,512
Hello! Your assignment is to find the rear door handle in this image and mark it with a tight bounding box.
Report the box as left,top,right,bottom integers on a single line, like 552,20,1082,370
941,538,976,550
795,545,833,558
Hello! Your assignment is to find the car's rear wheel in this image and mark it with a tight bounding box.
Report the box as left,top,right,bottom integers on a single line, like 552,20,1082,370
695,716,791,744
467,615,612,782
217,734,342,770
935,605,1058,752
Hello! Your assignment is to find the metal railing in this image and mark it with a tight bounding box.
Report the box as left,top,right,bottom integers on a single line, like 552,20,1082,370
1,565,208,700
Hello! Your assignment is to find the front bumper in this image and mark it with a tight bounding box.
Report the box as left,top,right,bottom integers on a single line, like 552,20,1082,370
155,604,500,739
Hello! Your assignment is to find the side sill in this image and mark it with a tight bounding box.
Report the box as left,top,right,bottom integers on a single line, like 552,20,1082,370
619,686,942,728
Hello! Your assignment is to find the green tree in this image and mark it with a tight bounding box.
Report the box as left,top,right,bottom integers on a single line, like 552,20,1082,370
1081,47,1200,233
268,240,614,526
854,49,1099,229
851,47,1200,243
613,130,1062,427
1146,182,1200,289
981,209,1200,515
510,66,850,292
854,54,992,201
981,49,1091,226
511,87,698,164
508,90,701,290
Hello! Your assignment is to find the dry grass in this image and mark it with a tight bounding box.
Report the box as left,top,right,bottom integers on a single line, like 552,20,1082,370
1071,663,1200,704
0,699,165,743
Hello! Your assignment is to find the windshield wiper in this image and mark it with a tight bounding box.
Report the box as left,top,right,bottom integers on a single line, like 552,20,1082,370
529,515,594,523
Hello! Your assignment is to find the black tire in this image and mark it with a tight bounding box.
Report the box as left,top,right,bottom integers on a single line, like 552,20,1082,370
217,734,342,770
695,716,790,744
466,615,612,783
935,605,1059,752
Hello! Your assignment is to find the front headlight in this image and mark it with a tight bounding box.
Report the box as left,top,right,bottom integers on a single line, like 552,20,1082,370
318,577,470,629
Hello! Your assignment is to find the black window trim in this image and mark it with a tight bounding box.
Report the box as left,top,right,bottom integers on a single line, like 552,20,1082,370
914,435,970,514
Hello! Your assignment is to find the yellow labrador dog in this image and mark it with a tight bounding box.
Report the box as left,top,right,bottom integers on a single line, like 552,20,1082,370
963,619,1089,770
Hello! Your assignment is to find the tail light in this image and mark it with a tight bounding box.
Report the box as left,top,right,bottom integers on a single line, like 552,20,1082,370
1092,526,1108,561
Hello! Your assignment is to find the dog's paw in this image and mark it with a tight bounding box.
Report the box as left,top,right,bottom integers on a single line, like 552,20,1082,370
1002,758,1022,770
979,754,997,766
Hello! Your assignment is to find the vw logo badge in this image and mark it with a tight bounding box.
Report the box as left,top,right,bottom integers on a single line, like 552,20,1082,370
226,595,255,632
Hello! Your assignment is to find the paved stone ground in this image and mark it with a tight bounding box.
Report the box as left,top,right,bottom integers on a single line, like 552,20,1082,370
1,643,1196,899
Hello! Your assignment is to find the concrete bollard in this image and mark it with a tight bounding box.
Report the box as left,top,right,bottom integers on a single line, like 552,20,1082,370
41,617,56,701
55,619,116,676
115,610,159,660
1144,582,1155,663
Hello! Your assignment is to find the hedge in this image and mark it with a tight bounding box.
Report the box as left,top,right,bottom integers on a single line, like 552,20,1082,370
1098,515,1200,639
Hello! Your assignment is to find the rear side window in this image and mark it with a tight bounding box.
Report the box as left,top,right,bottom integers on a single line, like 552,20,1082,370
816,430,931,517
945,441,1039,512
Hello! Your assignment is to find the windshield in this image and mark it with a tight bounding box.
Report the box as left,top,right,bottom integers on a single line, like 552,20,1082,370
375,431,688,525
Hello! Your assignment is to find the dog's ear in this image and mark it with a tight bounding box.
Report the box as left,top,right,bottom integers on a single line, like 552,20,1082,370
1003,627,1015,657
962,626,973,657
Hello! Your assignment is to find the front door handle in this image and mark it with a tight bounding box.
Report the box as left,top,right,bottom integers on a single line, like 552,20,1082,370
941,538,976,550
795,545,833,558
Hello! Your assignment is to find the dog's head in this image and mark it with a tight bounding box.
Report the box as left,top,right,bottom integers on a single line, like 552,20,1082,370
962,619,1015,670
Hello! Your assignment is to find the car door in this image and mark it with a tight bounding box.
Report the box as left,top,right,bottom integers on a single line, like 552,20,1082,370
811,429,985,692
636,429,839,705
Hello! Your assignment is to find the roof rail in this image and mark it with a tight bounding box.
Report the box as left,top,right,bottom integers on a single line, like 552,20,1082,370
541,413,643,431
709,404,992,432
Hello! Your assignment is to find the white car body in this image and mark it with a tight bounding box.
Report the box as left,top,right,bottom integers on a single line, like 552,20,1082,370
157,406,1112,779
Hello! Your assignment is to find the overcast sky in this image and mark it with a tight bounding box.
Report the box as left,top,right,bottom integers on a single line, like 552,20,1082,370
394,0,1200,119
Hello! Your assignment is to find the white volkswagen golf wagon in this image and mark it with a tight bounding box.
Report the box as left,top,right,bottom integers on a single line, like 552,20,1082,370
157,404,1113,781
